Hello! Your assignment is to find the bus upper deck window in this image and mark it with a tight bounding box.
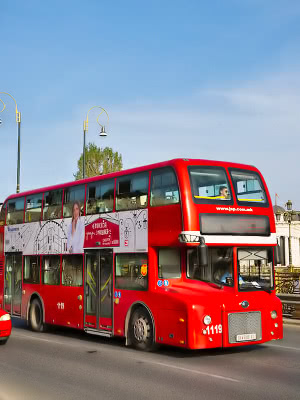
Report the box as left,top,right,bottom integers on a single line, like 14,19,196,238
189,166,232,204
86,179,114,215
0,202,6,226
229,169,267,206
43,190,63,220
6,198,25,225
25,193,43,222
63,185,85,218
116,173,148,211
150,168,179,207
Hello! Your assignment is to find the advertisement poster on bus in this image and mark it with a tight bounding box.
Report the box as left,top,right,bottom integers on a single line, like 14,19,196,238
4,210,148,254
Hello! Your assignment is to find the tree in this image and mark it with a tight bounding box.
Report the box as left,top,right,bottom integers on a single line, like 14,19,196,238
74,143,123,180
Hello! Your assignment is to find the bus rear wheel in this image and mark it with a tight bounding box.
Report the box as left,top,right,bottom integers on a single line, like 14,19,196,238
29,299,45,332
129,307,155,351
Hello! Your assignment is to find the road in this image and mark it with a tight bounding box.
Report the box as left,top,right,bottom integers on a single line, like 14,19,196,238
0,319,299,400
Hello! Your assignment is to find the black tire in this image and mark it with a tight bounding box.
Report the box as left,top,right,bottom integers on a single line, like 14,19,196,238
0,338,8,345
29,299,45,332
129,307,155,351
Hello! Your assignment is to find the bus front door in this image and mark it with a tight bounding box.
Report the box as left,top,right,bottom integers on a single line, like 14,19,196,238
84,249,113,334
4,253,22,316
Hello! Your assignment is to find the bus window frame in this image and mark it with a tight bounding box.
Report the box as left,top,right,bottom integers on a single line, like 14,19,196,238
63,184,86,218
85,179,114,215
25,193,43,223
150,166,181,207
188,165,234,205
0,201,7,226
116,172,149,211
6,197,25,225
228,168,269,208
42,189,63,221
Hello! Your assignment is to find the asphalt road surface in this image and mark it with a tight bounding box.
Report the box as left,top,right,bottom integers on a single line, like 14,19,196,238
0,319,299,400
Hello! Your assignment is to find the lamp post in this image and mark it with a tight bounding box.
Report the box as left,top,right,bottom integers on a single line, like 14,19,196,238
83,106,109,179
284,200,294,271
0,92,21,193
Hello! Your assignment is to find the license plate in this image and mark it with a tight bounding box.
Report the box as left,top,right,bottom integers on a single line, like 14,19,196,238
236,333,256,342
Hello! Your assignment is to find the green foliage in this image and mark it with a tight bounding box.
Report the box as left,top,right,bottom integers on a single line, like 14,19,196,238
74,143,123,180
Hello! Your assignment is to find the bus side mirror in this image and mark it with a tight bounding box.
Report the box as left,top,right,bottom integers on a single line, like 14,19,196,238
274,244,282,265
197,242,208,266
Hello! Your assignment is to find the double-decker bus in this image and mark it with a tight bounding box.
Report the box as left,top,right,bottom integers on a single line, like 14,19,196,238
0,158,282,350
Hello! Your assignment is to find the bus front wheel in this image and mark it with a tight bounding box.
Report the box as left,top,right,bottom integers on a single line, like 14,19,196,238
129,307,155,351
29,299,45,332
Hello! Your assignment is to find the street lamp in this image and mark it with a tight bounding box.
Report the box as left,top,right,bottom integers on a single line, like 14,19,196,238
83,106,109,179
284,200,294,271
0,92,21,193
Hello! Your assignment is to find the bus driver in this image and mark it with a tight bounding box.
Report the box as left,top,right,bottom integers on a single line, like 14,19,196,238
219,186,229,199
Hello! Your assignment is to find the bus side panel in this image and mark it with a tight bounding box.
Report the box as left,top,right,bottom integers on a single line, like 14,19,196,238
148,203,182,247
155,309,187,347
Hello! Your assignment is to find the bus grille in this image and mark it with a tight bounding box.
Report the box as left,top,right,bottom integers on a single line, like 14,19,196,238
228,311,262,344
0,259,3,276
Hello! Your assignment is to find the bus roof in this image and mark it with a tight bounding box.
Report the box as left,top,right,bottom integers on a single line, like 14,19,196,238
4,158,261,201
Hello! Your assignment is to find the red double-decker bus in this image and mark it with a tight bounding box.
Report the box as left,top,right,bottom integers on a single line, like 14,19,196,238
0,158,282,350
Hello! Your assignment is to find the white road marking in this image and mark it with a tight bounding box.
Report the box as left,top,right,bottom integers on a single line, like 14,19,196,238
13,332,72,346
143,360,241,382
265,343,300,352
13,332,240,383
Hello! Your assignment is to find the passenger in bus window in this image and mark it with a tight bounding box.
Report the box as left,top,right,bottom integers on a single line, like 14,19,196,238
67,201,85,254
219,186,229,199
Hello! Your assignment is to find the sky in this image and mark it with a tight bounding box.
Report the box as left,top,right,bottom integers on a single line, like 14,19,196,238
1,0,300,209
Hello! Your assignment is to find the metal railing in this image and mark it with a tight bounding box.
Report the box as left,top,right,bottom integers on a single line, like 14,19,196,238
275,271,300,318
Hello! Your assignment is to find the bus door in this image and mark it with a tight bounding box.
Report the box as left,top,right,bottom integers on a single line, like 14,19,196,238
84,249,113,334
4,253,22,316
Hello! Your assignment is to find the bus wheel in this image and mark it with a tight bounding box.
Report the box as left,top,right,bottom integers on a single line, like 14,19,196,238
0,339,8,345
129,307,155,351
29,299,45,332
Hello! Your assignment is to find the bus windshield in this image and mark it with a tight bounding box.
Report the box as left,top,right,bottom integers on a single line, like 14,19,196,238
189,166,232,203
229,169,267,204
238,248,273,291
187,247,233,287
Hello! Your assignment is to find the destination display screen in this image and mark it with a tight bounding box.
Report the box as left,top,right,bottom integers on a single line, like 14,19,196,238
200,214,270,236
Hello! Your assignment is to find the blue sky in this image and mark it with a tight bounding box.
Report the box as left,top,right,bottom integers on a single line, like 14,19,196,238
1,0,300,209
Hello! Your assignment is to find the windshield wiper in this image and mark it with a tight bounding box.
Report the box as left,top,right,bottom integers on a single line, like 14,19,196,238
240,283,272,294
259,287,272,294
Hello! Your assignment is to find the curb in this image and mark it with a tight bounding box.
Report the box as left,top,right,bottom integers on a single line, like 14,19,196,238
283,318,300,326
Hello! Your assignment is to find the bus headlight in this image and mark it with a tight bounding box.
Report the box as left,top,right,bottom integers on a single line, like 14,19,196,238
203,315,212,325
271,310,277,319
0,313,11,321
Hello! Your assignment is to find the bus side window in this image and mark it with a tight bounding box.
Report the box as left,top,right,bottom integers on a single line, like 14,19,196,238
6,197,25,225
150,168,179,207
115,254,148,290
25,193,43,222
86,180,114,215
0,202,6,226
42,255,60,285
43,190,63,220
62,255,83,286
116,173,148,211
24,256,40,284
63,185,85,218
158,248,181,279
